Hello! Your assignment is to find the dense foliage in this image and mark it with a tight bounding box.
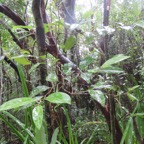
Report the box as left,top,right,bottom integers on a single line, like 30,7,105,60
0,0,144,144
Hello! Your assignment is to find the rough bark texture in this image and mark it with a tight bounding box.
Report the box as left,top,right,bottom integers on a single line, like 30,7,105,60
32,0,47,85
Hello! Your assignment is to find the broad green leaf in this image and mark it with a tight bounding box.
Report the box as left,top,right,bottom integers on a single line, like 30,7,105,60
63,63,73,75
0,97,36,111
30,85,49,97
50,127,59,144
11,55,31,65
32,105,43,130
29,63,40,74
88,67,99,73
99,66,124,74
88,90,105,106
46,73,58,82
81,72,92,83
34,124,48,144
80,56,94,70
101,54,130,68
64,36,76,51
45,92,71,104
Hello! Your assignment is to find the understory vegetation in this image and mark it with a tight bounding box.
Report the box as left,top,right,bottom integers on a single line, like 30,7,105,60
0,0,144,144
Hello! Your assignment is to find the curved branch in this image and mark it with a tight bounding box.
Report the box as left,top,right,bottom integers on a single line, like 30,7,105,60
0,4,35,39
0,4,26,26
0,20,23,49
3,56,20,81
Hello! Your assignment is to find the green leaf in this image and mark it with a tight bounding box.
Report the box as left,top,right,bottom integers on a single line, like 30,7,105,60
34,123,48,144
12,25,32,30
128,85,139,92
30,85,49,97
32,105,43,130
88,67,99,73
136,104,144,138
101,54,130,68
99,66,124,74
127,93,138,102
11,55,31,65
0,97,36,111
50,127,59,144
88,90,105,106
63,63,73,75
131,113,144,117
81,72,92,83
64,36,76,51
17,65,29,97
3,111,34,138
45,92,71,104
29,63,40,74
20,50,30,55
132,0,142,16
46,73,58,82
135,21,144,29
44,24,50,33
0,114,25,142
93,82,112,89
80,56,94,70
120,118,132,144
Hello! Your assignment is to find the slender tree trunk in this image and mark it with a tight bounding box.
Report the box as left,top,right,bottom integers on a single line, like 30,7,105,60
32,0,47,85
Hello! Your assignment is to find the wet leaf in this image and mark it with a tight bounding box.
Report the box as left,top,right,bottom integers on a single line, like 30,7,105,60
45,92,71,105
30,86,48,97
88,90,105,106
101,54,130,68
64,36,76,51
32,105,43,129
0,97,36,111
